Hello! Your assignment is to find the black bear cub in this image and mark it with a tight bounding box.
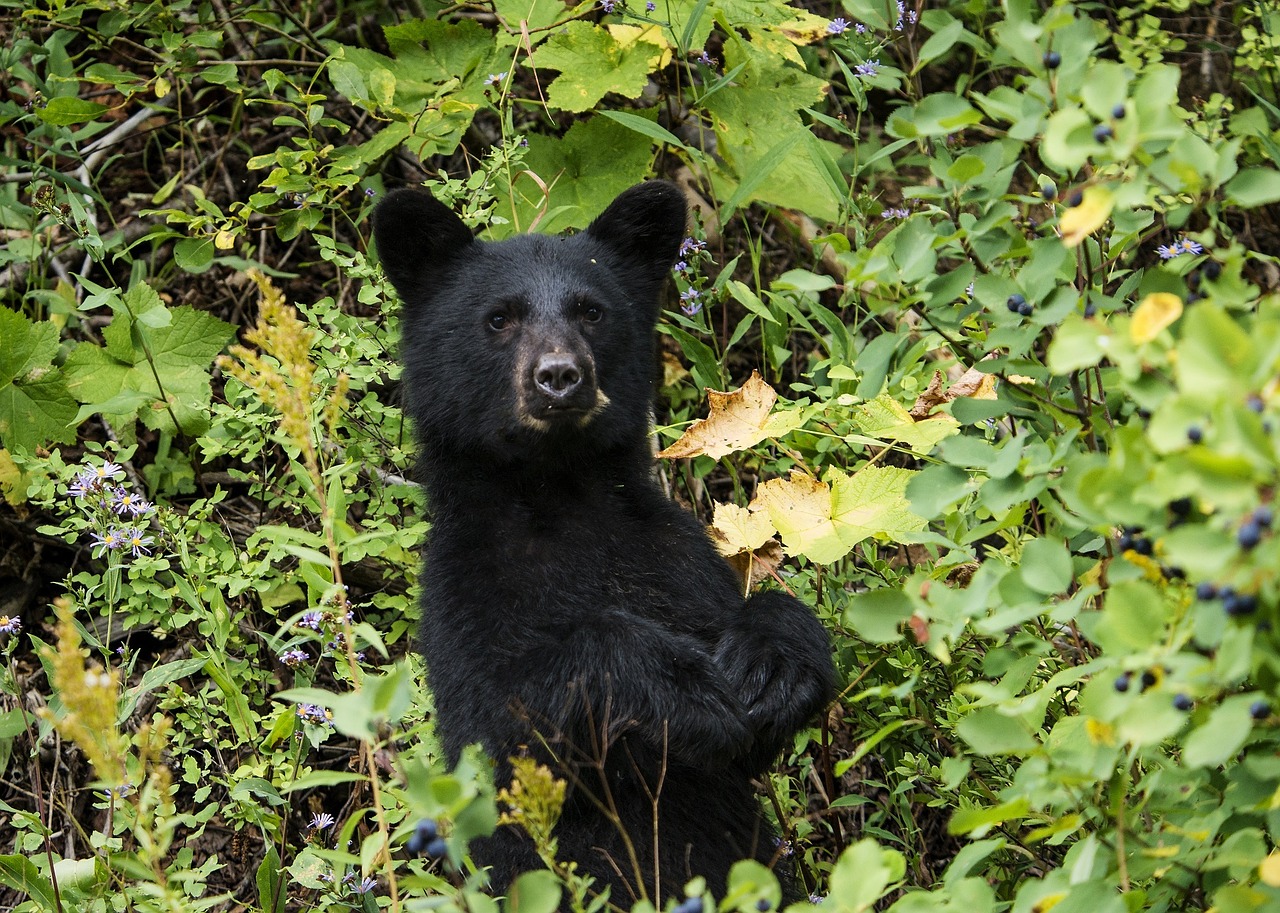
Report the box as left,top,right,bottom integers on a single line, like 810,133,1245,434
373,181,835,907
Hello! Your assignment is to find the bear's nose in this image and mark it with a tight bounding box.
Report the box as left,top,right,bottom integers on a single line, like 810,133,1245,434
534,353,583,400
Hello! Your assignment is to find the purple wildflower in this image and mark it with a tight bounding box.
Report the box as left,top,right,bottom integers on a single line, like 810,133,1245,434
646,1,655,9
855,22,867,33
298,611,324,631
364,188,376,198
680,288,703,316
0,615,20,635
678,237,705,258
828,17,849,35
109,486,152,517
673,260,689,273
881,206,910,219
296,703,332,727
696,50,714,66
600,0,616,11
280,648,310,667
484,72,507,86
120,526,154,558
855,59,880,78
308,812,336,830
90,526,124,557
353,876,377,894
1157,238,1205,259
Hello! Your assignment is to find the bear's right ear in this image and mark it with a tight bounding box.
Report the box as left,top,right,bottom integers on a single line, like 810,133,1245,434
372,188,474,298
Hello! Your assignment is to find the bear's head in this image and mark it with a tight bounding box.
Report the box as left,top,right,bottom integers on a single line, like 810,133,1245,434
373,181,687,469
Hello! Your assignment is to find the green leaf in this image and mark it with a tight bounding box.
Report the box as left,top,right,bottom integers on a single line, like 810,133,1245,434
0,308,79,453
1182,696,1253,768
948,797,1031,837
1224,168,1280,208
532,22,663,113
0,854,59,910
599,109,692,152
1019,538,1073,595
886,93,982,139
505,870,562,913
827,839,905,913
843,588,914,644
38,96,109,125
499,115,654,235
257,845,286,913
956,708,1038,756
62,304,234,436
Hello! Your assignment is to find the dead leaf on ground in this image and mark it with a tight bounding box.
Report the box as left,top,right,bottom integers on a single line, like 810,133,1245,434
910,364,998,419
658,371,803,460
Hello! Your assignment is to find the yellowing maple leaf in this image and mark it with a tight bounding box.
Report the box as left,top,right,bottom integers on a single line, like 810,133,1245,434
1059,186,1114,249
658,371,804,460
755,466,926,565
1129,292,1183,344
709,502,776,557
854,393,958,453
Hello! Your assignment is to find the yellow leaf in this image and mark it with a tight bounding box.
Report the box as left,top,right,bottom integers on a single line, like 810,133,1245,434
709,502,776,557
756,472,847,564
658,371,802,459
1260,853,1280,887
1129,292,1183,344
608,23,672,67
1085,718,1114,746
1059,186,1114,248
754,466,926,565
214,229,236,250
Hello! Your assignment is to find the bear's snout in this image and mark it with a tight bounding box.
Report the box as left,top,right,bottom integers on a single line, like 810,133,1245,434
519,344,601,428
534,353,584,400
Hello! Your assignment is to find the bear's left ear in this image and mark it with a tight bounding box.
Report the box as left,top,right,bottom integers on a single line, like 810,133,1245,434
585,180,687,282
372,188,474,301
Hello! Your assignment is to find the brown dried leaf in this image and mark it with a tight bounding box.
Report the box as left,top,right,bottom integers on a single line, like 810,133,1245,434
658,371,800,459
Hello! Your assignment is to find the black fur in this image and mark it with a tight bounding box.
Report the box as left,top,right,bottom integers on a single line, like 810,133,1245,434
373,181,836,906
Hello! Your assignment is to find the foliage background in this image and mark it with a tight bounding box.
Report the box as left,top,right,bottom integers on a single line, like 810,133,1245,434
2,0,1280,911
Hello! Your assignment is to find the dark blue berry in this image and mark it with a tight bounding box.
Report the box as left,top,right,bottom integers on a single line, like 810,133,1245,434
1173,693,1193,711
407,818,439,854
1238,520,1263,550
1133,537,1153,556
1248,395,1265,413
1140,670,1158,691
1204,259,1222,280
1169,497,1192,517
1017,300,1034,317
674,898,704,913
1084,303,1096,318
1187,425,1203,444
1112,103,1126,119
425,836,449,859
1007,293,1026,312
1254,506,1273,527
1114,672,1131,692
1224,592,1258,616
1195,582,1219,601
1251,700,1271,720
1067,189,1084,207
1093,124,1113,142
756,901,772,912
1044,50,1061,69
1041,184,1057,200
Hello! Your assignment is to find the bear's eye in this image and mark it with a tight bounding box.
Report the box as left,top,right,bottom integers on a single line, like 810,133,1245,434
579,302,603,323
487,313,511,331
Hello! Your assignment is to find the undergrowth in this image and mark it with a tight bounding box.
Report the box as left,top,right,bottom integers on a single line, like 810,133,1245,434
2,0,1280,911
